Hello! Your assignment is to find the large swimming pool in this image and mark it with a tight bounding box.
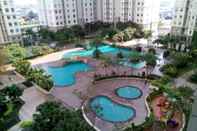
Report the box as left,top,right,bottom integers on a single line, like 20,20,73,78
44,61,91,87
90,96,135,122
116,86,142,99
63,45,131,58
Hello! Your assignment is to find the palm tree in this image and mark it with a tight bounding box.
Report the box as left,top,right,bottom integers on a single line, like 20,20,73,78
90,36,103,48
143,53,157,75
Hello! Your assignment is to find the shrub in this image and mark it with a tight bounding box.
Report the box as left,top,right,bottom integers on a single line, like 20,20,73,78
161,64,178,77
13,60,31,77
163,50,170,58
151,75,171,87
148,48,156,55
189,71,197,84
172,52,192,68
3,44,28,63
13,60,53,91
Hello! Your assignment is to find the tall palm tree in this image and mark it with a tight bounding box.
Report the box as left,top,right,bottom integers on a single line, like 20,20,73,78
143,53,157,76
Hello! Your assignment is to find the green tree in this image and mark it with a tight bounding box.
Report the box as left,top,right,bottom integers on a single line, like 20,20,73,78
90,36,103,48
13,60,31,76
38,28,55,41
0,94,7,118
70,25,85,38
3,85,23,102
101,28,117,39
3,44,28,63
172,52,192,68
129,51,142,63
0,94,7,131
143,53,157,75
32,102,94,131
177,86,194,99
191,31,197,49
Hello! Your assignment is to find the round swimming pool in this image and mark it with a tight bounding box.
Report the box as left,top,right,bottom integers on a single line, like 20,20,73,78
116,86,142,99
89,96,135,123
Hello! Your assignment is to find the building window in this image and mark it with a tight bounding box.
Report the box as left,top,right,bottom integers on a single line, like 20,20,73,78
16,29,19,32
9,23,12,26
7,16,10,19
10,29,14,33
11,8,14,12
5,8,9,12
4,1,7,5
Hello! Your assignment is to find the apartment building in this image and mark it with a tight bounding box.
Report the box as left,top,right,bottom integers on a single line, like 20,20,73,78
172,0,197,36
38,0,160,35
77,0,95,24
0,0,21,44
96,0,160,36
38,0,65,30
132,0,160,36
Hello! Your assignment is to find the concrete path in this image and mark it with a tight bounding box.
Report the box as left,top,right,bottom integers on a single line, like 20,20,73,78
19,87,48,120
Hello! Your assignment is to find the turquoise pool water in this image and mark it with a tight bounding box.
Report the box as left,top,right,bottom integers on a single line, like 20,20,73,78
90,96,135,122
44,61,91,87
120,61,146,69
63,45,131,58
116,86,142,99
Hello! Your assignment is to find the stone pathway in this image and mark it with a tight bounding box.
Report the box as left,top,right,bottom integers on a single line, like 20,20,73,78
19,87,48,120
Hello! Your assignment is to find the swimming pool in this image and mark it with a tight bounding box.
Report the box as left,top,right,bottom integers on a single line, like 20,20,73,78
120,61,146,69
90,96,135,123
116,86,142,99
63,45,131,58
44,61,91,87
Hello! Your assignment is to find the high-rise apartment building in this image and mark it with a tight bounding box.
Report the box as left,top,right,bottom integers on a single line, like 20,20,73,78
38,0,160,36
0,0,21,44
172,0,197,36
38,0,65,30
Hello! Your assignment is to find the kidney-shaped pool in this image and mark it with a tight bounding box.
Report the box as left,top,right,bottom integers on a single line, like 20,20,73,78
90,96,135,123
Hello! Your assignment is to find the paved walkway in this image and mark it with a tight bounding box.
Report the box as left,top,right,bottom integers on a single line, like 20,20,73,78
19,87,48,120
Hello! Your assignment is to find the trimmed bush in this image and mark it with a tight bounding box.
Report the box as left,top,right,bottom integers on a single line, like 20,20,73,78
161,64,178,77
